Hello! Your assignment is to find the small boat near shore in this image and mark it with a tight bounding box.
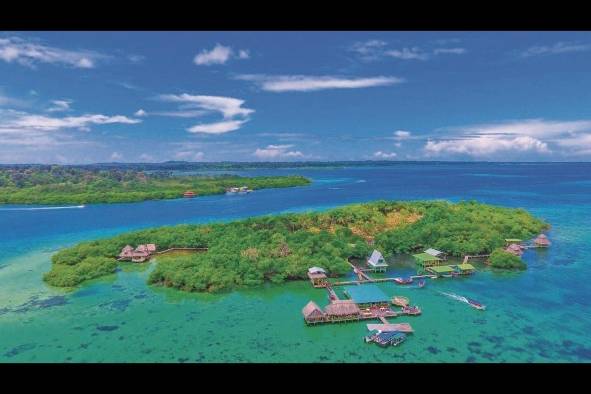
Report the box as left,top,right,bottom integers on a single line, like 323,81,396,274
439,291,486,311
393,277,413,285
401,305,421,315
466,298,486,310
226,186,253,194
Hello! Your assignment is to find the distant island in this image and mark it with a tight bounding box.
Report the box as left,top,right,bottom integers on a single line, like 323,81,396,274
0,166,310,204
45,200,548,290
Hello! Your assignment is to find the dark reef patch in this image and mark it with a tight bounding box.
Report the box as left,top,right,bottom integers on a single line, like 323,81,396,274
3,343,36,358
1,295,68,315
426,346,440,354
96,325,119,332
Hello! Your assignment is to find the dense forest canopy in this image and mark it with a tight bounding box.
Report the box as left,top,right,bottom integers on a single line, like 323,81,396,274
0,166,310,204
46,200,548,292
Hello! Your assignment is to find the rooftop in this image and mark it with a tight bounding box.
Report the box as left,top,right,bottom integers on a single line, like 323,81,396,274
456,263,475,271
413,252,442,262
424,248,444,256
367,250,387,267
344,284,389,304
428,265,455,273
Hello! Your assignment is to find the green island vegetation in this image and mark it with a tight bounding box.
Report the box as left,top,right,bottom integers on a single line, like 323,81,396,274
488,248,527,270
45,200,548,291
0,166,310,204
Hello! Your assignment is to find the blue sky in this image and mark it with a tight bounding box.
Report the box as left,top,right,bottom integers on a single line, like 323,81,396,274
2,31,591,163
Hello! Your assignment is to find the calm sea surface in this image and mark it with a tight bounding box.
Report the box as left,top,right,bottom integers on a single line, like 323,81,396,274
1,162,590,362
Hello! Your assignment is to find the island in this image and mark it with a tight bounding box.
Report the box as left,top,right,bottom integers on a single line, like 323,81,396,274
0,166,310,204
45,200,549,290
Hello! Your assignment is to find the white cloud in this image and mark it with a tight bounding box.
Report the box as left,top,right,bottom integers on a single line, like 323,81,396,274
373,151,397,159
0,94,28,107
522,42,591,57
349,40,388,61
158,94,253,119
237,49,250,59
174,150,204,161
47,99,72,112
193,44,250,66
0,36,106,69
433,47,467,55
236,74,403,92
350,40,466,62
7,113,140,131
149,110,207,118
139,153,154,162
158,93,253,134
455,119,591,139
0,109,141,148
385,47,429,60
254,144,304,159
425,135,549,156
134,109,147,117
422,119,591,157
187,119,247,134
393,130,411,140
110,152,123,161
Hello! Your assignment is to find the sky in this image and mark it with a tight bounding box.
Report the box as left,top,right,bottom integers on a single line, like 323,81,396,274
1,31,591,163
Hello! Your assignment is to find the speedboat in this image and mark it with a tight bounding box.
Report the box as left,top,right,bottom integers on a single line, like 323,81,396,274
393,277,413,285
466,298,486,310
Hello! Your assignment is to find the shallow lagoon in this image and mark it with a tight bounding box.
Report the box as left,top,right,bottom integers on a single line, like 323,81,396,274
1,162,591,362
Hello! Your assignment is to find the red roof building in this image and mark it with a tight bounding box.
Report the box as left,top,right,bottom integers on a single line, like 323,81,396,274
534,234,551,247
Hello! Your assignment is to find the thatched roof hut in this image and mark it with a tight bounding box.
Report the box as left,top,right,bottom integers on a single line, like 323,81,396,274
119,245,134,258
324,300,360,317
302,301,325,322
505,243,524,256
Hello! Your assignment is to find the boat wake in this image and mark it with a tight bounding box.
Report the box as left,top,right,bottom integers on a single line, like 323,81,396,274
438,291,486,310
0,205,86,211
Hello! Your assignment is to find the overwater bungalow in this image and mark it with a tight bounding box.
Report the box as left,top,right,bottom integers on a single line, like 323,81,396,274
413,252,442,270
534,234,551,247
367,250,388,272
505,243,524,256
302,301,326,324
343,284,389,307
427,265,455,277
307,266,328,288
374,331,407,347
454,263,476,275
424,248,447,261
324,300,361,322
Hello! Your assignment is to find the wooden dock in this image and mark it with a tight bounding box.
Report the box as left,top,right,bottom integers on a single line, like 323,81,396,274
326,285,340,301
155,247,208,255
332,274,436,287
463,254,490,263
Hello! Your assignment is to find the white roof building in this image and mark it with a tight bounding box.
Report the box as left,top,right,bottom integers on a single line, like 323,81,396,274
367,250,387,268
425,248,445,257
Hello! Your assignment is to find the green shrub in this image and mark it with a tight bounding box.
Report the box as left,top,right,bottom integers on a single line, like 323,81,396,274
489,248,527,270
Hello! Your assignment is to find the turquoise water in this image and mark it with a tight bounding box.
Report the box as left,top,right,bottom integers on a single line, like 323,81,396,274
1,162,590,362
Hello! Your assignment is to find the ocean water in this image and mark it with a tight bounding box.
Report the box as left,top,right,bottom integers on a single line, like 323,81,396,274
1,162,590,362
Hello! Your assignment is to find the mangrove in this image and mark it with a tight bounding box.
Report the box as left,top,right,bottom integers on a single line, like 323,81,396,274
45,200,549,291
0,166,310,204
